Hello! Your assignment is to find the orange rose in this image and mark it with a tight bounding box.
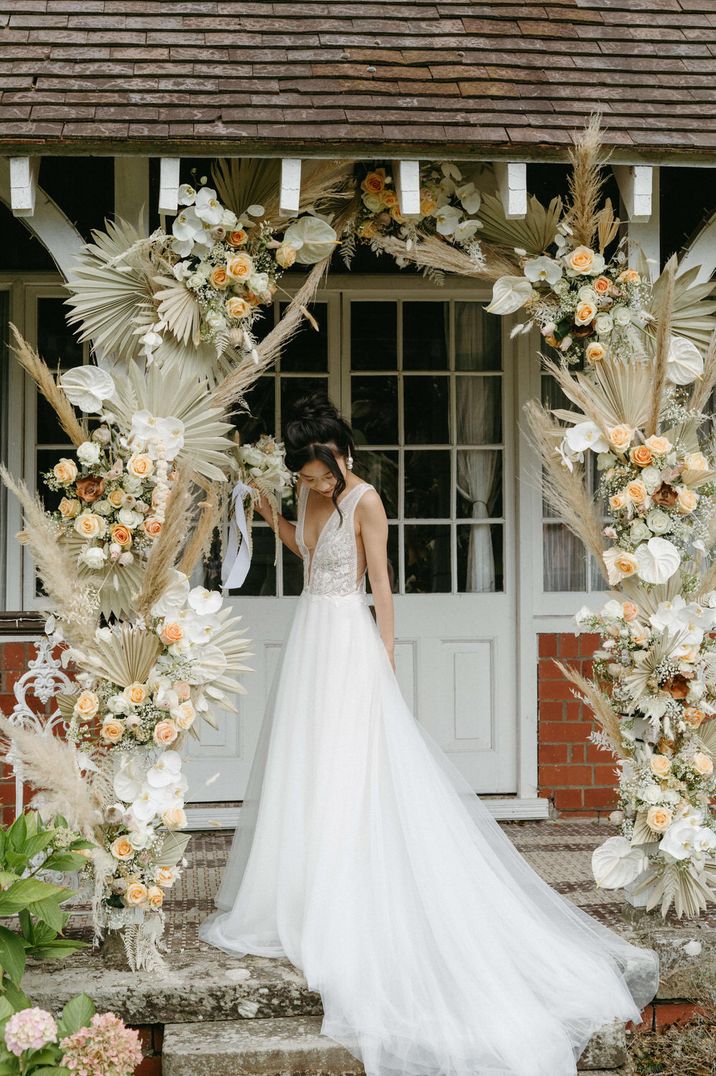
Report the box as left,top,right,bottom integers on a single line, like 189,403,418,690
625,480,647,505
143,517,162,539
609,493,627,511
227,229,248,247
574,300,597,326
683,706,705,729
125,681,148,705
110,523,132,548
160,622,184,645
361,169,386,195
630,444,653,468
593,276,611,295
210,265,229,289
226,253,254,281
225,296,251,319
618,268,640,284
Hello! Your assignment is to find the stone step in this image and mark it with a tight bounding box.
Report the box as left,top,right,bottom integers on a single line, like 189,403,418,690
161,1015,628,1075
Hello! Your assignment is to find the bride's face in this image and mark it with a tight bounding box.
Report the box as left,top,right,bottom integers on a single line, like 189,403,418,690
298,452,346,497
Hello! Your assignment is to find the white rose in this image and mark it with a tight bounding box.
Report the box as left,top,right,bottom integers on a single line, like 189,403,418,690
594,313,614,336
78,546,107,569
76,441,101,466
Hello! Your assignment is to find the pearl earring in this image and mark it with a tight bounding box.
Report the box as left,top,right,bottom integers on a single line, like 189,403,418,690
347,453,354,471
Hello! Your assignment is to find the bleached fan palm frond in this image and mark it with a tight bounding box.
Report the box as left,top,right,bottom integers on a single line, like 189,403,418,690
689,326,716,413
62,533,146,620
211,157,353,221
82,623,162,688
193,608,253,727
65,218,157,362
0,713,103,839
622,629,690,704
9,326,88,447
564,113,609,250
153,276,202,348
645,260,716,354
547,355,654,433
553,661,626,755
106,365,235,482
621,572,685,620
477,192,563,256
646,255,675,436
152,335,235,385
371,232,516,282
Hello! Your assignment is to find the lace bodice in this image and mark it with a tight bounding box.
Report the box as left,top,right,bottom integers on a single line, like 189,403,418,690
296,481,374,597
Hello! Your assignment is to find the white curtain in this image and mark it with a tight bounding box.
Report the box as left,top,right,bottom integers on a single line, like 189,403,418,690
454,304,500,593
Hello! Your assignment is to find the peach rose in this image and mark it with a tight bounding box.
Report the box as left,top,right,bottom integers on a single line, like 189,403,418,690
625,480,647,505
127,454,153,479
646,805,672,833
124,681,148,706
125,881,148,906
609,492,627,512
74,512,104,539
650,754,672,778
210,265,229,289
153,720,179,747
107,488,125,508
110,523,132,548
677,487,699,515
361,169,386,195
585,342,605,364
683,706,705,729
225,296,251,319
275,242,297,269
630,444,653,468
75,475,105,503
59,497,81,519
617,268,640,284
101,718,125,744
574,300,597,326
226,253,254,281
608,425,633,453
147,885,164,908
645,435,672,455
160,621,184,646
154,866,177,888
162,806,187,830
420,191,437,215
684,452,709,473
566,246,600,275
593,276,611,295
173,681,191,701
692,751,714,776
622,601,639,622
143,517,163,539
53,458,78,485
74,690,99,720
227,228,248,247
174,701,195,730
111,836,135,861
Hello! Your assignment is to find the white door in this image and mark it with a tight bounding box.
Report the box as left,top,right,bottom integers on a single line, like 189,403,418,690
185,284,518,803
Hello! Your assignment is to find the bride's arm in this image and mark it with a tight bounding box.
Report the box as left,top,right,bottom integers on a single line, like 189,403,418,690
252,485,302,558
358,491,395,670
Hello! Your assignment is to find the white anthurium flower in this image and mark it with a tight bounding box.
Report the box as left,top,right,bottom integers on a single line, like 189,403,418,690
434,204,463,235
282,215,338,263
172,206,203,241
635,537,681,584
523,256,563,286
60,366,116,414
592,836,648,889
194,186,224,225
456,182,481,214
146,751,183,789
486,275,534,316
564,421,610,455
113,753,147,803
188,586,223,616
667,334,704,386
177,183,196,206
453,219,482,243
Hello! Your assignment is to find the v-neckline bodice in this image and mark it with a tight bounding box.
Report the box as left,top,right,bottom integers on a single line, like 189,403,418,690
300,481,366,554
297,480,373,592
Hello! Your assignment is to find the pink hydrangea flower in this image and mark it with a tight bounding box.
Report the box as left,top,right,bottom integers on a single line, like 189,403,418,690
60,1012,143,1076
4,1007,58,1056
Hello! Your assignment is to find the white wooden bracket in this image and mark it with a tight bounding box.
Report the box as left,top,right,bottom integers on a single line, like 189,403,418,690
612,165,652,223
158,157,181,215
10,156,38,217
391,159,421,216
279,158,302,215
493,162,527,220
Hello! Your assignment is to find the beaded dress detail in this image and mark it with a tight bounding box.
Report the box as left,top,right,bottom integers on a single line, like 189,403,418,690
295,480,372,597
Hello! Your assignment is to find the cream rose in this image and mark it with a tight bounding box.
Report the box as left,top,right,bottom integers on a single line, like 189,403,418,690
692,751,714,776
174,701,195,730
53,458,78,485
609,492,627,512
646,805,673,833
585,342,606,364
143,517,162,539
101,718,125,744
59,497,81,519
574,300,597,326
566,246,604,275
127,454,154,479
625,480,647,506
107,488,125,508
124,681,148,706
160,621,184,645
650,754,672,778
684,452,709,473
210,265,229,289
617,268,640,284
593,275,611,295
603,547,639,584
226,253,254,281
608,425,633,453
125,881,148,906
645,435,672,455
173,681,191,701
162,806,187,830
622,601,639,622
225,296,251,319
676,487,699,515
275,242,297,269
153,719,179,747
154,866,177,888
110,836,135,861
74,690,99,720
147,885,164,909
74,512,105,539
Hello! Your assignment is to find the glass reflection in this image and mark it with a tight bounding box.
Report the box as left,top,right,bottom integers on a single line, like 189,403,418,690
404,376,448,444
351,302,397,370
404,450,450,518
457,524,503,593
404,525,451,593
351,376,398,444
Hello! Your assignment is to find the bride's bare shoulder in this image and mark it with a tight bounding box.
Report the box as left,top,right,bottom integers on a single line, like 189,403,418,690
355,484,385,520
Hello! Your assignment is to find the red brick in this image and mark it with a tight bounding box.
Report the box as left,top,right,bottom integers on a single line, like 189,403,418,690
538,678,574,702
0,643,29,670
540,722,588,743
538,634,557,658
583,787,618,809
593,764,619,786
578,633,600,656
585,742,611,763
135,1058,162,1076
653,1002,704,1029
565,701,587,722
538,744,569,764
557,634,580,658
627,1004,654,1033
551,788,584,810
538,658,563,681
540,764,593,787
538,700,565,721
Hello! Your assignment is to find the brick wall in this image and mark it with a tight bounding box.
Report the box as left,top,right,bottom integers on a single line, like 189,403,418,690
538,632,619,816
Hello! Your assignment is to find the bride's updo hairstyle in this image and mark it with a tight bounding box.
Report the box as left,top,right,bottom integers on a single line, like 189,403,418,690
284,392,356,521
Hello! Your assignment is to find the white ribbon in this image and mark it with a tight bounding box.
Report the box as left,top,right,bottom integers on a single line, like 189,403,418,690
222,479,254,590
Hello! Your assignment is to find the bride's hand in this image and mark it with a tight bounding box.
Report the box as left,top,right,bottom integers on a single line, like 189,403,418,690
249,484,272,520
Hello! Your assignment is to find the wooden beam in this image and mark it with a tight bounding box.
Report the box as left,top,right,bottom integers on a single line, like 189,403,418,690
612,164,652,223
626,167,659,273
158,157,181,215
279,157,302,215
493,162,527,220
391,159,421,216
9,156,38,217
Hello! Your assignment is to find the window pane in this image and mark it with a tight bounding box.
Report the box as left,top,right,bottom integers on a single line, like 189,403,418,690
457,450,503,519
457,524,503,592
404,525,451,593
278,302,328,371
404,450,450,518
354,450,398,517
351,376,398,444
37,398,70,447
455,302,501,371
543,523,586,591
37,297,83,368
234,376,274,442
351,302,397,370
455,376,501,444
403,302,448,370
281,376,328,428
35,449,66,513
229,526,277,597
404,376,448,444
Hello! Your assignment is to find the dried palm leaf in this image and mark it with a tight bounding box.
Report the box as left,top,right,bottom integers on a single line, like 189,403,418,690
9,326,88,447
547,354,654,433
153,276,202,348
133,462,195,620
689,325,716,413
553,661,625,755
0,465,98,649
106,365,235,483
65,218,156,362
62,533,146,620
621,572,684,620
211,158,352,222
0,713,103,839
646,254,675,436
81,623,162,688
622,629,690,704
634,859,716,919
523,400,606,572
643,260,716,354
476,192,563,256
697,718,716,756
152,335,235,385
564,113,609,250
595,198,620,254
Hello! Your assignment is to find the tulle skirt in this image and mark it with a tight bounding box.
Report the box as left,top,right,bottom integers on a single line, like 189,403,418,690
199,589,659,1076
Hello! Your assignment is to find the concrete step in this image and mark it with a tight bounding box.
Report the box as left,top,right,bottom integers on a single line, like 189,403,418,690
161,1015,627,1075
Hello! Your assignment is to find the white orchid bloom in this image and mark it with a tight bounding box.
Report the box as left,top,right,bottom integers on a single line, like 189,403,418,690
453,219,482,243
456,182,481,214
177,183,196,206
60,366,115,414
146,751,183,789
434,204,463,236
113,753,147,803
188,586,223,616
523,256,563,286
172,206,203,241
564,421,609,455
184,616,221,645
194,186,224,226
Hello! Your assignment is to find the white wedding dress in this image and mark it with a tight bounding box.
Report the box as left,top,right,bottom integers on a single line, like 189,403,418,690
200,480,659,1076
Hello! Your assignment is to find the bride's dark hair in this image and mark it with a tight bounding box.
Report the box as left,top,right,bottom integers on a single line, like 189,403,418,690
284,392,356,520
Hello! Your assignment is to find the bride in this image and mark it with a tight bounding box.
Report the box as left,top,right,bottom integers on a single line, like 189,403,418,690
199,393,659,1076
